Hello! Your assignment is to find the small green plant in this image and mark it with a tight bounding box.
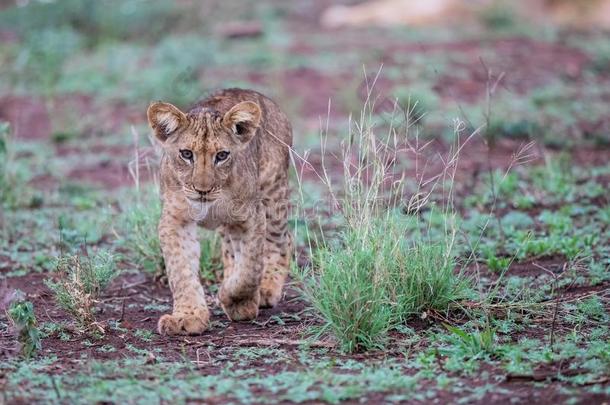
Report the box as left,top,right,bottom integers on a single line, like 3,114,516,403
306,228,395,352
443,324,497,360
19,27,83,94
134,329,154,342
7,299,41,358
485,253,511,274
531,154,575,201
564,296,609,327
45,250,118,328
392,85,439,126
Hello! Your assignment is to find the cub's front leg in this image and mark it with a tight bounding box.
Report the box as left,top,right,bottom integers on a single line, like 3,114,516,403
218,207,265,321
157,201,209,335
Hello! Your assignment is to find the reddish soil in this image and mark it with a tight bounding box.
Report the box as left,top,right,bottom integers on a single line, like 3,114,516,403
0,95,51,140
0,271,317,364
431,38,590,102
1,264,608,404
0,93,143,143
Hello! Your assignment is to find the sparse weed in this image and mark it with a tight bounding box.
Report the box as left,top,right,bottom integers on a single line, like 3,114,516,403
564,296,609,327
45,250,118,328
588,260,610,285
58,212,109,251
40,321,70,341
531,154,575,201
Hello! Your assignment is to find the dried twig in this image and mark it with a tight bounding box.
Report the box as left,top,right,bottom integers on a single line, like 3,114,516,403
188,336,335,349
118,299,126,323
106,279,148,295
231,338,335,348
533,262,562,349
507,368,596,383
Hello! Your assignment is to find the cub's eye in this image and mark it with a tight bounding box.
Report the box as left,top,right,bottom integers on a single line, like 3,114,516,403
215,151,230,163
179,149,193,161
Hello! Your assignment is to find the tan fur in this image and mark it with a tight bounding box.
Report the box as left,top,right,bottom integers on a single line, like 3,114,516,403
147,89,293,335
320,0,610,29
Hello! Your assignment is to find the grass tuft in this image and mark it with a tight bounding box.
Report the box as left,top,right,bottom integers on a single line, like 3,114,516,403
307,219,469,352
297,83,471,352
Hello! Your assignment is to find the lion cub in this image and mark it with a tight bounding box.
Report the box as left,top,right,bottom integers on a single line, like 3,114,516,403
147,89,293,335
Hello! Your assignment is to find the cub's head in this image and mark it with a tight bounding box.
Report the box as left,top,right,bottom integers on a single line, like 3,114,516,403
147,100,261,203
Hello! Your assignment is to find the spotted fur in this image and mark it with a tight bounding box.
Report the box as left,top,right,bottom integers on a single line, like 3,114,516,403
147,89,293,335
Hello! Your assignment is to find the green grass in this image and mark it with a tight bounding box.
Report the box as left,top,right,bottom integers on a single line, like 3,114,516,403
1,357,426,404
305,221,469,352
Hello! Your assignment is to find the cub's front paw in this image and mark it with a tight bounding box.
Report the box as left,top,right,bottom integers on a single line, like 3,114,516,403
157,307,209,336
219,288,259,321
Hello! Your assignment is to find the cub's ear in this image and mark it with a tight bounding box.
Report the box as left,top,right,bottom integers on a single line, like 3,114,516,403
222,101,261,144
147,102,186,142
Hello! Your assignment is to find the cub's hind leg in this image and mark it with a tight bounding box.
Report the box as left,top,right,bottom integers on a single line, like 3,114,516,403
218,211,265,322
259,187,292,308
260,230,292,308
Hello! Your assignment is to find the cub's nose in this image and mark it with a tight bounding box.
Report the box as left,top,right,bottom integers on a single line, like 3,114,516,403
194,187,213,195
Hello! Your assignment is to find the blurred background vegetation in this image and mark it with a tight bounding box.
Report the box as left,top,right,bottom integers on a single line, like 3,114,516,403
0,0,609,153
